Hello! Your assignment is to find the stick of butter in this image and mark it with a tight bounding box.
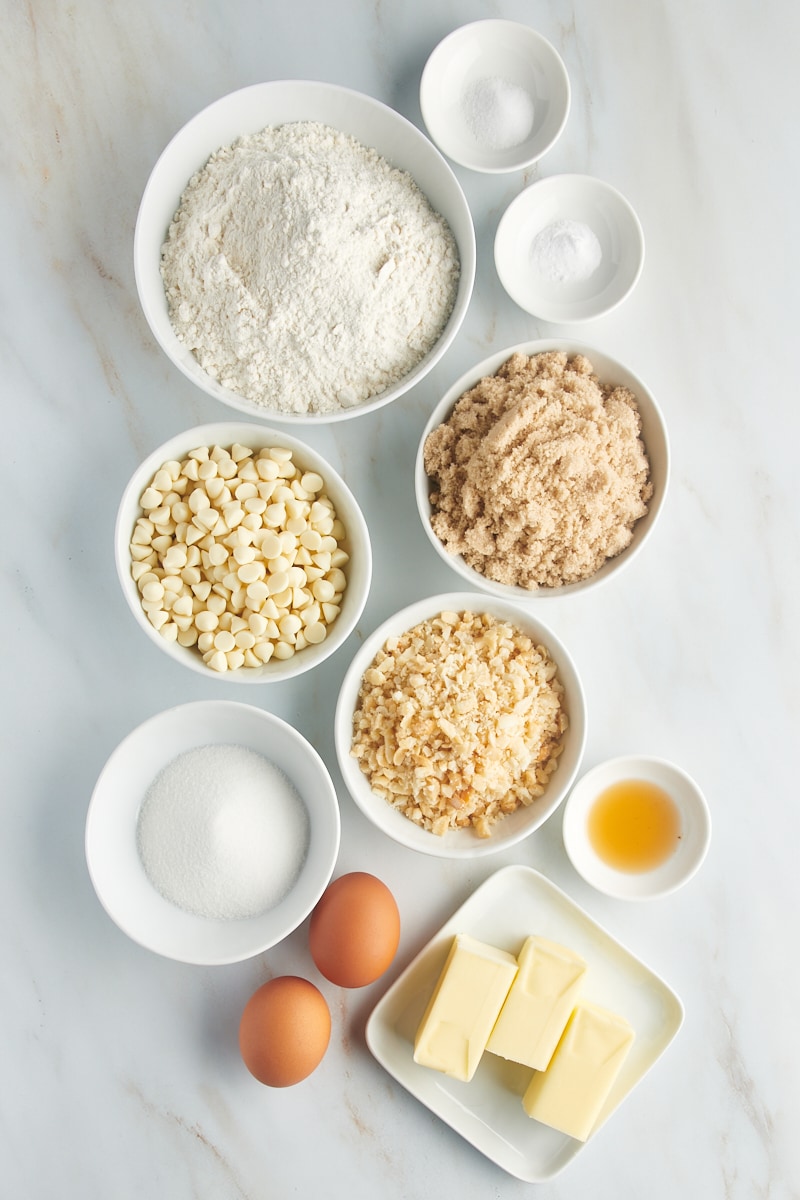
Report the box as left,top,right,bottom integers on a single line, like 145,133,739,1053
522,1000,635,1141
486,935,587,1070
413,933,518,1082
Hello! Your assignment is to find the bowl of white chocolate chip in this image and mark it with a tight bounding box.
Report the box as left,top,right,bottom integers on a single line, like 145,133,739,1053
115,422,372,681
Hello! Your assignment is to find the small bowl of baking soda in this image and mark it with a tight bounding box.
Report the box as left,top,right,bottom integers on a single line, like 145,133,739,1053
85,701,341,964
495,174,645,322
420,20,570,173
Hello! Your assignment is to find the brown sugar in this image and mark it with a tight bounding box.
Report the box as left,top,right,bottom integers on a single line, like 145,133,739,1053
423,351,653,589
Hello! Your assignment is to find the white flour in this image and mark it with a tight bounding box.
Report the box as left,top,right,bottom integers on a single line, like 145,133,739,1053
161,122,460,414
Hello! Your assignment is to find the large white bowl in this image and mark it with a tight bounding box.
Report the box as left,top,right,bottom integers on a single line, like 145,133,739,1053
415,341,669,599
85,701,341,965
115,421,372,682
134,80,476,423
420,21,570,174
334,593,586,859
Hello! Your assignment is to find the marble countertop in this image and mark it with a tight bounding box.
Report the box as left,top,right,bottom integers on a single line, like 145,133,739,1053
3,2,798,1197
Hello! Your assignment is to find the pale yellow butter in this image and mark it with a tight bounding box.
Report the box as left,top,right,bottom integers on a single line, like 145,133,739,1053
413,933,518,1082
486,935,587,1070
522,1000,635,1140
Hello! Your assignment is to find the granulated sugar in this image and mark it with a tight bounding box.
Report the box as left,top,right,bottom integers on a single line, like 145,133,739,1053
136,743,309,920
161,121,460,415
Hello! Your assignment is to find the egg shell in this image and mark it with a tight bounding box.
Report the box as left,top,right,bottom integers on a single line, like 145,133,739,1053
239,976,331,1087
309,871,401,988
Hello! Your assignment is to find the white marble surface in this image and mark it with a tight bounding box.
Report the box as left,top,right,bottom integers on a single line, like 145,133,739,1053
3,1,799,1196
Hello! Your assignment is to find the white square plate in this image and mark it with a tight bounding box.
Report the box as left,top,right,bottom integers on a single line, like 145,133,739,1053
365,864,684,1181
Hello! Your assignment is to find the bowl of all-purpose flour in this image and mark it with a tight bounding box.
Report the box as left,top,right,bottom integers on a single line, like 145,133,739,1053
134,81,476,422
85,701,341,965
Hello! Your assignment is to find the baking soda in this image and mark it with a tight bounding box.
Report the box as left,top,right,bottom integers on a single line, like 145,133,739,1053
136,744,309,920
531,219,603,284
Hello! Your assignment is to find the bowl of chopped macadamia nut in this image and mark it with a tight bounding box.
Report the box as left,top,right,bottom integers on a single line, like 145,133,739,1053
134,80,475,423
334,593,586,858
415,341,669,599
115,422,371,681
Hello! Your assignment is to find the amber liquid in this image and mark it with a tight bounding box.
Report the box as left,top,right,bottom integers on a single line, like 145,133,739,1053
587,778,681,873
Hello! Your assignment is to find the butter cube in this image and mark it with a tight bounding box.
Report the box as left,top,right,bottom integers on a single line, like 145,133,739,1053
487,935,587,1070
413,933,518,1082
522,1001,635,1141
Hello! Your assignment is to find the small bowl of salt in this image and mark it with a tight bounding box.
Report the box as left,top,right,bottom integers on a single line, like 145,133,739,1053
85,700,341,965
494,174,646,322
420,20,570,174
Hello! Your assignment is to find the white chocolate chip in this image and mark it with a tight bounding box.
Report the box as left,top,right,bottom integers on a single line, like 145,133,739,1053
130,442,350,674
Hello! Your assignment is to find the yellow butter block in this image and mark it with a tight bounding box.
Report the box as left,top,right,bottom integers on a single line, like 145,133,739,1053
522,1000,635,1141
486,935,587,1070
413,933,518,1082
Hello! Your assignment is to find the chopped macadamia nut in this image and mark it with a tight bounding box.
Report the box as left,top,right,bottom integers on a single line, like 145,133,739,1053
351,610,567,838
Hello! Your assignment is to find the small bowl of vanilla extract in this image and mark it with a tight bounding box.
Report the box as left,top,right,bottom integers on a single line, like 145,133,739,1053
562,756,712,901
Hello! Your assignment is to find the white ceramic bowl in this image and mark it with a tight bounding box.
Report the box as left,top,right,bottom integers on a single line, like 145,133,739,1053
495,175,645,322
334,592,586,859
85,701,341,964
134,80,475,423
420,21,570,173
415,340,669,600
115,421,372,682
562,756,712,901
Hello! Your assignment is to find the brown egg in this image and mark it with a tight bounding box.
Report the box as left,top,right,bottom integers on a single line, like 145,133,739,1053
239,976,331,1087
309,871,401,988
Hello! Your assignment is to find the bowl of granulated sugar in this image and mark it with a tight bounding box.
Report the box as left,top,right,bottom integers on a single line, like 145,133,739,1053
85,701,341,965
135,81,475,422
420,21,570,173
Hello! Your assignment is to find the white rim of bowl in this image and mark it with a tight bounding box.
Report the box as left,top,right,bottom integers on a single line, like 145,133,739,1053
133,80,476,424
414,339,670,600
115,421,372,681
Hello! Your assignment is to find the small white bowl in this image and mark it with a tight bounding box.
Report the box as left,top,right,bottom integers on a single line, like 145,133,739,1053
495,175,645,322
115,421,372,682
334,592,586,859
562,756,712,901
134,80,475,423
85,701,341,964
415,340,669,599
420,21,570,173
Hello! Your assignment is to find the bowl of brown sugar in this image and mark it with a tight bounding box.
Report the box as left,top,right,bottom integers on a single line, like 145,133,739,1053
414,341,669,599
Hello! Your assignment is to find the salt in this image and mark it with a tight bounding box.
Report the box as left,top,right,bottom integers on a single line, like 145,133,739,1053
462,76,535,151
530,219,603,284
136,744,309,921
